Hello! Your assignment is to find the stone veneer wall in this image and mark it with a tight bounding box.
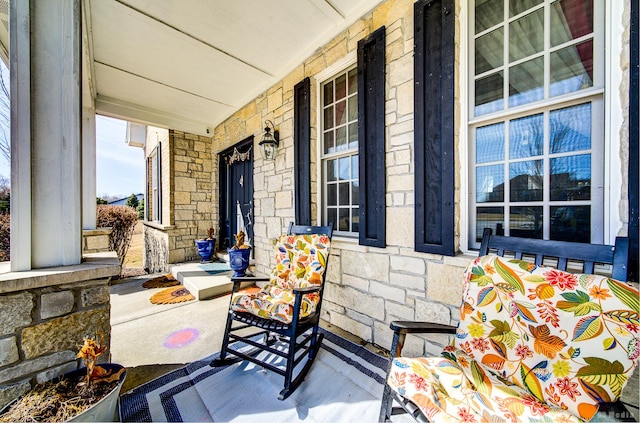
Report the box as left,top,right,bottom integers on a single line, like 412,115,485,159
143,129,214,273
82,228,112,255
0,254,119,409
209,0,633,358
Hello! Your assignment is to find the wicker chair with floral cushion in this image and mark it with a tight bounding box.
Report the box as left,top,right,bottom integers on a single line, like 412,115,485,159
211,222,332,400
380,228,638,422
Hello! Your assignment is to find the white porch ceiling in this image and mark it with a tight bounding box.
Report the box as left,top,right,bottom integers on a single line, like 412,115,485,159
85,0,385,136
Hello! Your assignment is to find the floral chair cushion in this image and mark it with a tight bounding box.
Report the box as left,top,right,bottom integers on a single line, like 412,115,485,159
387,255,639,422
231,234,330,324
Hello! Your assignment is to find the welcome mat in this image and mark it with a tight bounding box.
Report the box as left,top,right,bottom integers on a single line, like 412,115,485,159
142,274,180,289
149,286,195,305
119,328,389,422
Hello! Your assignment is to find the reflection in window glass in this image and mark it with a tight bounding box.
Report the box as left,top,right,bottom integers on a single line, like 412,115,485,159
476,123,505,163
509,57,544,107
510,206,543,239
336,126,347,150
510,160,543,202
476,164,504,202
509,9,544,62
324,131,334,154
348,68,357,94
550,205,590,242
550,103,591,153
336,74,346,99
348,123,358,149
510,114,543,159
323,81,333,105
550,154,591,201
476,206,505,242
551,0,593,47
509,0,542,17
475,0,503,34
475,72,504,116
476,28,503,75
550,40,593,97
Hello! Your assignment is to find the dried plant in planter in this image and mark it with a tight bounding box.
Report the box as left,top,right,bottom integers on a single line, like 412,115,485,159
230,230,251,250
0,332,125,422
204,227,215,240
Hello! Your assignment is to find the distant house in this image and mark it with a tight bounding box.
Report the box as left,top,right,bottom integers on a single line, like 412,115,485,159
108,193,143,207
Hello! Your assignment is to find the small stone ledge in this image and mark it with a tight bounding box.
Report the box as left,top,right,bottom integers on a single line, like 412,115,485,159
143,221,175,231
0,252,120,294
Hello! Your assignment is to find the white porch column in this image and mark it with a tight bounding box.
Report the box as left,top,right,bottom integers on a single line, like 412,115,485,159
83,108,97,230
10,0,82,270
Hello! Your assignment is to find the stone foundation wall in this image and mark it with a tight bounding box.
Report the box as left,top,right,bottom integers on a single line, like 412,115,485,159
82,228,112,255
0,255,118,409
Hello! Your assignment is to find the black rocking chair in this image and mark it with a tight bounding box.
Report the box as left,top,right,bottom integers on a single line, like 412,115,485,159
211,222,333,400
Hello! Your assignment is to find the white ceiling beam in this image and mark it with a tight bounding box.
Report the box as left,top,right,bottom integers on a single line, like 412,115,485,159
96,95,216,137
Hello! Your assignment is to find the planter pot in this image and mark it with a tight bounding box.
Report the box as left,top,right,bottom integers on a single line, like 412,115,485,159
0,363,126,422
196,238,216,262
228,247,251,277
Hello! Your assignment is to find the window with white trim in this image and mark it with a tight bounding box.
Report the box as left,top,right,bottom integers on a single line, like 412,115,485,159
148,145,161,223
469,0,604,248
320,66,359,236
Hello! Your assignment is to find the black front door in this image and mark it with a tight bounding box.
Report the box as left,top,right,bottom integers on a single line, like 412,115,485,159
219,137,254,250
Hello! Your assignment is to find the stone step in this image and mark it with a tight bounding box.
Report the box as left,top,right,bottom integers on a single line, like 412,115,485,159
169,261,236,300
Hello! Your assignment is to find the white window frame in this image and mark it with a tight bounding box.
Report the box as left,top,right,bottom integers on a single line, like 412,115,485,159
314,51,358,239
460,0,624,253
149,145,161,223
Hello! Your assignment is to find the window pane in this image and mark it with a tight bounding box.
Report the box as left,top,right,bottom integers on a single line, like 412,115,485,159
509,57,544,107
510,0,542,17
324,106,333,129
550,103,591,153
510,160,543,201
327,208,337,229
476,122,505,163
510,114,543,159
338,157,350,180
476,206,505,242
550,39,593,97
476,27,503,75
327,184,337,206
339,208,349,231
475,71,504,116
352,182,359,206
475,0,503,34
550,206,590,242
510,206,543,238
509,8,544,62
338,182,350,205
348,95,358,121
336,126,347,150
336,74,347,100
324,131,334,154
323,81,333,105
351,155,358,179
550,154,591,201
336,100,347,126
348,122,358,149
351,207,360,232
326,159,337,182
551,0,593,47
348,68,357,94
477,164,504,202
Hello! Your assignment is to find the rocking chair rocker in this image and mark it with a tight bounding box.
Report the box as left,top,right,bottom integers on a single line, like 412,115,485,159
211,222,333,400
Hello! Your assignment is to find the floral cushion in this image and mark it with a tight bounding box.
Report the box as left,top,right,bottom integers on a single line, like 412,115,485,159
387,254,640,422
231,233,330,324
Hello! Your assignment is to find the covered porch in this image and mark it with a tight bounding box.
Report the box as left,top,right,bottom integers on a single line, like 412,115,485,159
0,0,638,420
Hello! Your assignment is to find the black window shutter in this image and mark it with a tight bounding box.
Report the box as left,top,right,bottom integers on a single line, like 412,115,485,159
414,0,455,255
294,77,311,225
358,26,386,247
629,0,639,281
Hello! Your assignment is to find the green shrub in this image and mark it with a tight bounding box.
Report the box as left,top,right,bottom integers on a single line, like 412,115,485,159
96,205,138,268
0,214,8,261
137,198,144,220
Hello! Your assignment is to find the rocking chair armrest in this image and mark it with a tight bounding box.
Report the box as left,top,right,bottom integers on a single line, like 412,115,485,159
292,285,321,294
388,321,458,360
390,321,457,335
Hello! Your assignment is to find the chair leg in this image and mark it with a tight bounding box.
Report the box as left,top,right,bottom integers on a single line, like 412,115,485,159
379,383,394,422
278,329,324,401
210,312,236,367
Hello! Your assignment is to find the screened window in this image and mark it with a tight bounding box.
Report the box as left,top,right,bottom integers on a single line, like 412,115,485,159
321,67,359,235
469,0,603,247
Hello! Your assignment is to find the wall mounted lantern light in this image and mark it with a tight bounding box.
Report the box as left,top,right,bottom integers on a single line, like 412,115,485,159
259,120,279,160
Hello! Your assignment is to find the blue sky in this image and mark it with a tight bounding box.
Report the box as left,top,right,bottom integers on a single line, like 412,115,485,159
95,115,145,200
